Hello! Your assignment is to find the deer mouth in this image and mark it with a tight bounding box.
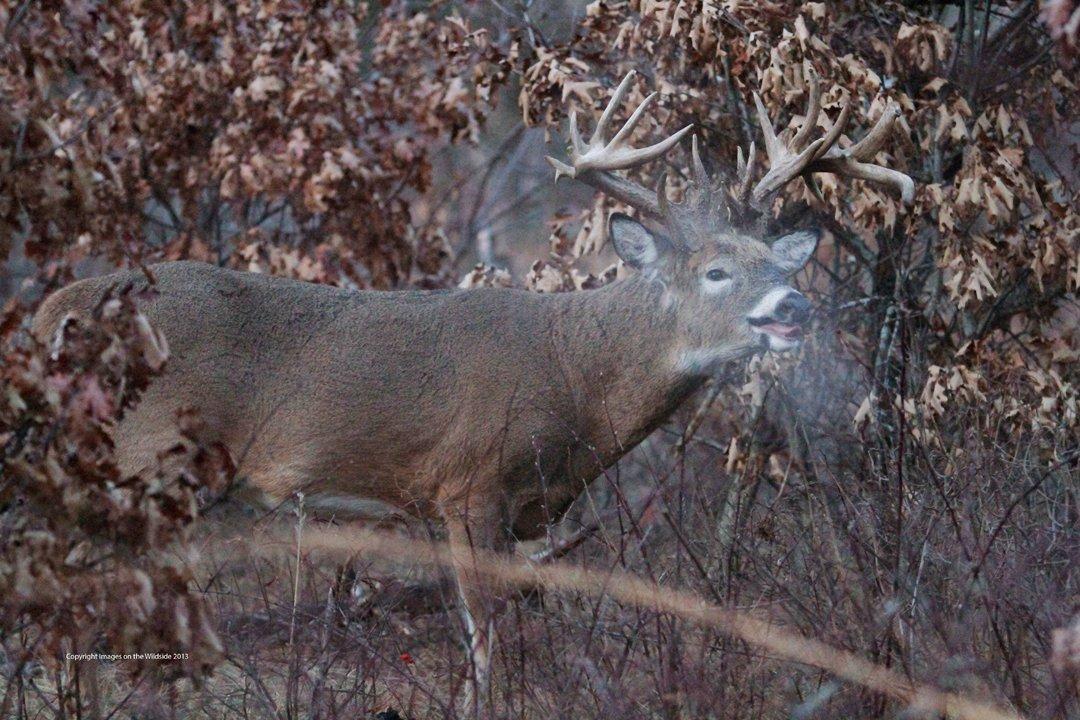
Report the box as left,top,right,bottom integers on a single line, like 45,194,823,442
747,316,804,342
757,322,803,341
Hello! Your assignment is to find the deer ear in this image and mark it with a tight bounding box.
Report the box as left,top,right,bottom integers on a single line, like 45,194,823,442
608,213,669,270
771,228,820,274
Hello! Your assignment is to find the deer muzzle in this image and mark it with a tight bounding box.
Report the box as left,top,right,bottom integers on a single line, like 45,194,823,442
746,289,811,350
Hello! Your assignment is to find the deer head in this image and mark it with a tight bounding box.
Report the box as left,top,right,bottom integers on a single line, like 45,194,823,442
548,70,914,371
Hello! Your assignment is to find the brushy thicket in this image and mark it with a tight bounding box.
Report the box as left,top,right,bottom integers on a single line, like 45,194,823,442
1,1,1077,718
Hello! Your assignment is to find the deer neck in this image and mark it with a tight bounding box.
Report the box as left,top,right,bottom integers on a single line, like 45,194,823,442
549,276,706,461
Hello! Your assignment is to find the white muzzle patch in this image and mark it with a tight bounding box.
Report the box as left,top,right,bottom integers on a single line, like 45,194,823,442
746,287,805,352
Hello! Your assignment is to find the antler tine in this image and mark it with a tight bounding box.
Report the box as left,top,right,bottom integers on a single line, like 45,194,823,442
690,134,709,187
733,142,756,202
815,158,916,204
591,70,637,147
752,93,785,165
790,72,822,152
810,94,853,161
656,171,673,218
609,91,657,147
568,111,583,156
545,70,694,218
846,102,902,162
609,95,693,169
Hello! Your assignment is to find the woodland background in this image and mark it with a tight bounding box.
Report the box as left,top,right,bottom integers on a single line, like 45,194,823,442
0,0,1078,718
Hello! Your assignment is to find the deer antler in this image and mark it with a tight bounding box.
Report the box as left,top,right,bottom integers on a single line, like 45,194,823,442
547,71,693,219
738,71,915,209
547,69,915,252
602,69,915,249
802,102,916,204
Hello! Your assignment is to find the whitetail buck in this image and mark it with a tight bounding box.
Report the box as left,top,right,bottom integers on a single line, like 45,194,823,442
33,69,914,704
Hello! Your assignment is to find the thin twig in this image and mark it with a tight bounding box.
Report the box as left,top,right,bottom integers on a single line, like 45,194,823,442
287,491,305,653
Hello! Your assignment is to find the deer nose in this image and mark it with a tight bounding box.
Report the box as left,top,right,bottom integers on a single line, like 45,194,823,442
775,292,811,326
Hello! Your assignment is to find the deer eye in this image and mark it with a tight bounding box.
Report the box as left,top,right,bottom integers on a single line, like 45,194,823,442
705,268,730,282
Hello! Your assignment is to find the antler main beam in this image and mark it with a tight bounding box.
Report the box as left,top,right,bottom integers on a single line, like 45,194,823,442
547,71,693,219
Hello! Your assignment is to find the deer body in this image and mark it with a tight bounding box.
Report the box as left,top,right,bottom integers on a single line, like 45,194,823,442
34,261,706,536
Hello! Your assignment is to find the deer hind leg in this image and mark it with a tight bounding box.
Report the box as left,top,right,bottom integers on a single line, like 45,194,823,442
442,507,508,712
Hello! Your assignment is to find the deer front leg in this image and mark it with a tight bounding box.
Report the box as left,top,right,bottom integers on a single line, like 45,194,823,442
442,504,508,713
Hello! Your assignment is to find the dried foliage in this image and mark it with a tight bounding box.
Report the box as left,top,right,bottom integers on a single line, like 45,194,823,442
1,0,508,288
0,283,232,690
